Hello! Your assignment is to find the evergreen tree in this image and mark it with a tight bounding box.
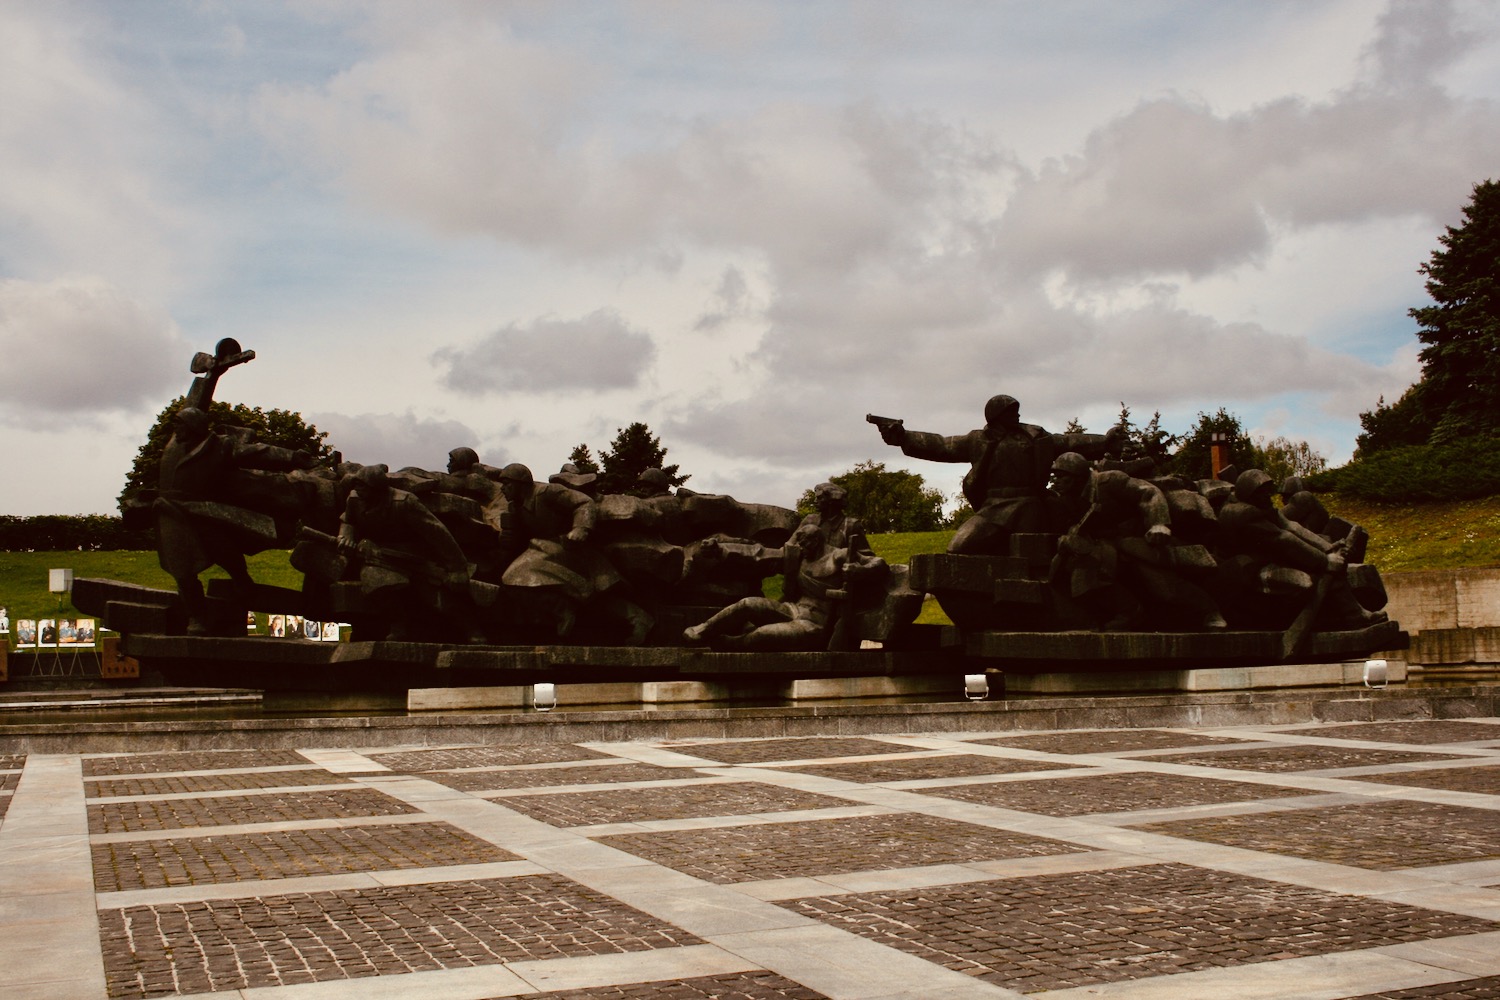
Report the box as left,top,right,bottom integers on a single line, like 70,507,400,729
566,443,599,474
596,422,688,495
119,396,334,512
1167,409,1258,480
795,461,946,533
1407,178,1500,444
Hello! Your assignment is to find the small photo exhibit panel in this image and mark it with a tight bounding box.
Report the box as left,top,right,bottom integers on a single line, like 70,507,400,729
246,610,257,632
285,615,303,638
321,621,340,642
38,618,58,648
15,620,37,647
57,619,79,645
269,614,285,638
0,606,9,633
74,619,96,646
303,618,321,639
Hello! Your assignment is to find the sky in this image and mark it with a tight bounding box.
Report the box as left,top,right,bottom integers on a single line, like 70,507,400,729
3,0,1499,517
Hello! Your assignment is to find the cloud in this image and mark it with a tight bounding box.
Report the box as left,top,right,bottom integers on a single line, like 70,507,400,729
432,309,656,395
0,5,203,296
305,409,486,472
0,278,190,425
995,3,1500,287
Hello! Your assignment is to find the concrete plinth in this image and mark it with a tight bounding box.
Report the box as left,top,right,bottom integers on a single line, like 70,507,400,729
1005,659,1409,694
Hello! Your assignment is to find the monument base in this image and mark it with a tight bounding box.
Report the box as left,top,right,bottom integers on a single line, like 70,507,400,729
1004,658,1408,694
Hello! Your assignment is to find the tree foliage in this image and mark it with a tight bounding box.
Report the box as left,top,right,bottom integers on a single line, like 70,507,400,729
0,515,152,551
119,395,334,512
795,460,947,534
566,443,599,474
596,422,688,495
1308,436,1500,502
1357,179,1500,455
1409,178,1500,445
1254,435,1328,485
1166,409,1259,480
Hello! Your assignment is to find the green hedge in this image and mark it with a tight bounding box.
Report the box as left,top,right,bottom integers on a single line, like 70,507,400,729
0,515,153,552
1306,437,1500,503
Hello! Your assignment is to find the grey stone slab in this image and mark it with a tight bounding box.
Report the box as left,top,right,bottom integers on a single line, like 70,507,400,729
1036,949,1462,1000
297,747,391,772
712,923,1021,998
1374,883,1500,920
1378,930,1500,977
221,962,533,999
508,944,759,994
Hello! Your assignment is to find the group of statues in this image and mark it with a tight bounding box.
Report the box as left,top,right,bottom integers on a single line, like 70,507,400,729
873,395,1388,636
146,342,917,649
145,343,1386,650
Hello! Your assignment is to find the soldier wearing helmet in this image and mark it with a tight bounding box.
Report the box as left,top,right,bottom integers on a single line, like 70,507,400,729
1046,452,1225,630
874,394,1123,555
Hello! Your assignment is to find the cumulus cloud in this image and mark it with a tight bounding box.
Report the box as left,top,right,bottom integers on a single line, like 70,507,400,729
995,4,1500,287
305,410,487,471
432,309,656,394
0,278,190,424
0,5,202,296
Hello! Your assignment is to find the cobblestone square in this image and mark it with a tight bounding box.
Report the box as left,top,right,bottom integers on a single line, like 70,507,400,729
497,781,852,827
429,761,690,791
4,716,1499,999
921,770,1317,815
93,821,521,892
368,745,614,771
1136,799,1500,869
784,863,1498,993
1300,720,1500,745
776,753,1079,783
99,875,701,998
88,787,419,834
1149,744,1466,772
599,811,1085,883
661,737,908,764
970,728,1252,753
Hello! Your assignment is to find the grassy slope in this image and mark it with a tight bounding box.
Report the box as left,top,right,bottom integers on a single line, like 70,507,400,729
1322,494,1500,573
2,498,1493,630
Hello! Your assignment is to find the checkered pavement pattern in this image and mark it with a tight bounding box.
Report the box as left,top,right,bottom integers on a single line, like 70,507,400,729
3,718,1499,998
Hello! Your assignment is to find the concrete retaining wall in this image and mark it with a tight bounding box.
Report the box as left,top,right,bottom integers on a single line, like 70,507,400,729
1383,566,1500,632
1380,566,1500,666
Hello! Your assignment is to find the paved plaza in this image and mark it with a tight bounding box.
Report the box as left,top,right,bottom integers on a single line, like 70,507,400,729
2,718,1499,999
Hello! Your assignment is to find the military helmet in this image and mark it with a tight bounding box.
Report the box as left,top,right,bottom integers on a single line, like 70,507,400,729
984,394,1020,425
498,463,533,484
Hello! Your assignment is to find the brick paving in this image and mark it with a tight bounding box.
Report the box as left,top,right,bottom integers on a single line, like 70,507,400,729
777,753,1079,783
99,875,701,998
86,768,351,798
429,761,688,791
4,716,1500,1000
1303,720,1500,744
1150,744,1465,772
505,971,830,999
368,745,613,771
93,822,521,892
784,863,1498,993
495,782,852,827
1346,763,1500,794
920,770,1317,816
971,728,1252,753
0,753,23,770
83,749,311,776
599,811,1086,883
664,737,907,763
88,787,419,834
1136,799,1500,869
1346,976,1500,998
